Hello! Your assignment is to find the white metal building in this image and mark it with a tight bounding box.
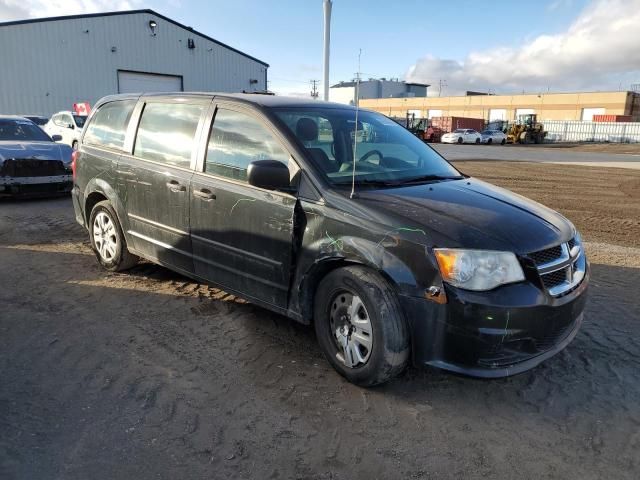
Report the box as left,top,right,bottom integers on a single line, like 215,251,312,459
0,10,269,116
330,79,429,105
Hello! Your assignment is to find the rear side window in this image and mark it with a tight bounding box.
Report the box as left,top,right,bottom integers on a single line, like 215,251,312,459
134,102,203,168
206,108,289,181
83,100,136,150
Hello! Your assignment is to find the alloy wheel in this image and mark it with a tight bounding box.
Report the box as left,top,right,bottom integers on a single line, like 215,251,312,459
93,211,118,262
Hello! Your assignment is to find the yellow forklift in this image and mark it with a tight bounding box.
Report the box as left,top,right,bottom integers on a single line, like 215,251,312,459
507,114,547,144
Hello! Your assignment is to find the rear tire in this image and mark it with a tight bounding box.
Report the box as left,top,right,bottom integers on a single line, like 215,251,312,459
501,138,506,145
487,138,493,145
457,137,463,144
89,200,138,272
475,138,481,144
314,266,410,387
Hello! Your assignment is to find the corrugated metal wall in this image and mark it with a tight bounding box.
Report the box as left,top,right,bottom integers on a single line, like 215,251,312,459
0,12,268,116
544,121,640,143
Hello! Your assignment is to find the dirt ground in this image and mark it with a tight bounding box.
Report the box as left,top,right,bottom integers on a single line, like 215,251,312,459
1,162,639,480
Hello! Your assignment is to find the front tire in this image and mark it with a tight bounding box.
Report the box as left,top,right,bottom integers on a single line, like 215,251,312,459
487,138,493,145
501,138,506,145
89,200,138,271
475,138,481,144
314,266,409,387
457,137,463,144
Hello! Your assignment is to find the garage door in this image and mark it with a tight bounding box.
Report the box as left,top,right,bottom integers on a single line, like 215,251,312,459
489,109,507,121
581,107,605,121
515,108,535,118
117,71,183,93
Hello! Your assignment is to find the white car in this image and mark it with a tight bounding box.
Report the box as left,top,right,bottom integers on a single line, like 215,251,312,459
481,129,507,145
45,111,87,149
440,129,482,144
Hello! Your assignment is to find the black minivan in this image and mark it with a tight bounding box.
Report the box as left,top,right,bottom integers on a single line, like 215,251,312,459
72,93,588,386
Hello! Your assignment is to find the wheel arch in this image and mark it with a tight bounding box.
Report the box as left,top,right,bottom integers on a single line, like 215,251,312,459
296,246,417,325
83,179,129,233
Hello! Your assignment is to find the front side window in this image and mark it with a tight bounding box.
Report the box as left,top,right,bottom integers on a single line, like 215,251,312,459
73,115,86,128
206,108,290,182
273,107,462,187
84,100,136,150
134,102,204,168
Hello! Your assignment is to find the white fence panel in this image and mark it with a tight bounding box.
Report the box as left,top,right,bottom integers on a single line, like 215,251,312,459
544,121,640,143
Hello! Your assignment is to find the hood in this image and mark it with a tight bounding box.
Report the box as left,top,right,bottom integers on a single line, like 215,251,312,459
0,141,73,166
351,178,574,254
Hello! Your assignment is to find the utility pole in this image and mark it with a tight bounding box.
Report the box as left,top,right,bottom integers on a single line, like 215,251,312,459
310,79,320,99
323,0,332,101
438,79,447,97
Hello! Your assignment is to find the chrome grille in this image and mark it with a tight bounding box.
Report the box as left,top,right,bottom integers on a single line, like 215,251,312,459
529,245,563,265
541,269,568,289
529,237,586,297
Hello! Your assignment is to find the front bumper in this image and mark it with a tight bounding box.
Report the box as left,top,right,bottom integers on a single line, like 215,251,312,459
0,174,73,197
400,265,589,378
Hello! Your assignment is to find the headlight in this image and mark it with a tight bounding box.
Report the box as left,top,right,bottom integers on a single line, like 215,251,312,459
434,249,525,291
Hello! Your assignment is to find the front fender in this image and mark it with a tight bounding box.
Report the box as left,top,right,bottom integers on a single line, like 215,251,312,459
292,231,428,323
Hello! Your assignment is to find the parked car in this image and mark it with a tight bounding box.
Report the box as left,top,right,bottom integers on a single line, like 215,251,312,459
72,93,589,386
45,111,87,149
23,115,49,130
0,116,73,196
481,129,507,145
441,128,482,144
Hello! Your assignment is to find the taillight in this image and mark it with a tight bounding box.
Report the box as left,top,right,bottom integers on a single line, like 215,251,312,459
71,150,79,181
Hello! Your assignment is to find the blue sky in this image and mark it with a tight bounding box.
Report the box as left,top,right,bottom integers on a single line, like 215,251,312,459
151,0,590,94
3,0,638,96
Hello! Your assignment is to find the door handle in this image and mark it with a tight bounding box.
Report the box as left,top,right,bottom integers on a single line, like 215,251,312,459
193,188,216,200
166,180,186,192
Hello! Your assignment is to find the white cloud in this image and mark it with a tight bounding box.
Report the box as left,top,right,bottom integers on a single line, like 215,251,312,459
406,0,640,96
0,0,144,21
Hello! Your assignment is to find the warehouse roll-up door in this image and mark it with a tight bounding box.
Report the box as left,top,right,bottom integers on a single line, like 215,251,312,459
515,108,535,118
581,107,605,121
117,70,183,93
489,109,506,121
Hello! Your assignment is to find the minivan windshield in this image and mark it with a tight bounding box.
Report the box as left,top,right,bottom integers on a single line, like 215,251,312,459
273,107,462,187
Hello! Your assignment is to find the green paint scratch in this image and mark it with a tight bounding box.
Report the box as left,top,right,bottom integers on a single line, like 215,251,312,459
325,231,344,250
376,226,427,248
501,312,511,343
230,198,256,215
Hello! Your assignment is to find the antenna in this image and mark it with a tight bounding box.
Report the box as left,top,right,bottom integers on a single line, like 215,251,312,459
350,48,362,199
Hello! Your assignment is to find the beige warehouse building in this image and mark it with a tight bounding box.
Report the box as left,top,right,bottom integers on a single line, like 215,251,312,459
360,91,640,122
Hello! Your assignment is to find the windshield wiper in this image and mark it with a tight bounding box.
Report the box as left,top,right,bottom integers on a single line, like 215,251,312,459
333,179,402,188
399,174,464,185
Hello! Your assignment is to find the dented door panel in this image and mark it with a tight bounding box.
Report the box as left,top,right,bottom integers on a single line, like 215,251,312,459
190,172,296,307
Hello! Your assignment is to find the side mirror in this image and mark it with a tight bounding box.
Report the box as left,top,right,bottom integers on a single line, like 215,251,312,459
51,134,63,142
247,160,290,191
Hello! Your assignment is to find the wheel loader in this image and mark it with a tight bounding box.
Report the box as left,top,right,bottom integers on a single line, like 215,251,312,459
507,114,547,144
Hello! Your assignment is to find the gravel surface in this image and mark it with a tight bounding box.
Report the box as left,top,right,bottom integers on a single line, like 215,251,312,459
1,161,639,480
